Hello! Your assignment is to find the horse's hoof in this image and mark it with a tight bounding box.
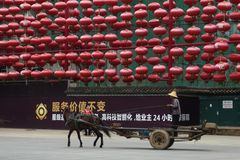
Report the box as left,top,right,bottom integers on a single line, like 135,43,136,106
100,145,103,148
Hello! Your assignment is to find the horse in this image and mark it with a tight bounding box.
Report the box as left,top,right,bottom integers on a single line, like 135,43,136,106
63,108,111,148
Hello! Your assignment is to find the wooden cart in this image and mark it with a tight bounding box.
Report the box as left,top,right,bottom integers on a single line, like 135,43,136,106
107,121,217,150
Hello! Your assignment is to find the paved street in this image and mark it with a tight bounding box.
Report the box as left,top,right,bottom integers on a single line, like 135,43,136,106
0,128,240,160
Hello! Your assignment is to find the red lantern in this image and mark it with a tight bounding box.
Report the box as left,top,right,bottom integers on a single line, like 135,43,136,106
200,72,213,81
169,66,183,75
55,52,66,61
80,0,92,8
204,24,217,33
147,57,160,65
187,26,201,35
153,26,167,36
135,46,148,55
154,8,168,18
120,50,133,59
229,53,240,63
120,68,132,77
148,74,160,82
105,68,117,77
92,69,104,77
31,70,42,79
134,9,148,19
218,1,232,12
54,70,66,78
184,15,197,23
184,0,197,6
230,11,240,21
214,41,229,52
184,54,197,62
92,33,104,43
135,55,147,65
136,65,148,74
153,64,166,73
8,55,19,63
134,3,147,11
201,52,214,62
186,46,200,56
79,17,92,26
105,33,117,42
201,33,215,42
184,34,197,43
201,15,213,25
216,21,231,32
186,6,200,16
214,56,228,64
105,15,117,24
230,72,240,81
170,8,184,18
229,34,240,41
31,3,42,12
41,69,53,78
92,50,104,59
105,50,117,60
203,5,217,15
215,13,229,22
215,62,230,72
66,52,78,61
186,65,200,74
55,35,67,44
170,47,184,57
108,75,120,83
203,63,215,73
135,28,148,37
203,44,216,53
65,70,77,78
8,71,20,79
80,69,92,78
213,73,226,82
200,0,214,6
148,2,160,11
170,27,184,37
185,73,198,81
20,69,31,78
121,11,133,21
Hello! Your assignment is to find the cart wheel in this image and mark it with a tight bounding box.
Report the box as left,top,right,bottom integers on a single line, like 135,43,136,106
167,138,175,148
149,130,170,150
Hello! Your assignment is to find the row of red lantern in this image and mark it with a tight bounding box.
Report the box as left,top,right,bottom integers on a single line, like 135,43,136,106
0,34,239,52
1,22,239,43
1,69,240,83
1,49,240,67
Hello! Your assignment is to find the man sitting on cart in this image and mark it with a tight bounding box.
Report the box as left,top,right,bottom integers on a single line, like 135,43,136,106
168,89,181,128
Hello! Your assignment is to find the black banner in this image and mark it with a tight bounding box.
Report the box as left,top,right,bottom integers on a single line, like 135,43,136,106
0,95,199,129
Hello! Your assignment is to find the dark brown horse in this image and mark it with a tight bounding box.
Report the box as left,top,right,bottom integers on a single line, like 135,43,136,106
63,108,110,148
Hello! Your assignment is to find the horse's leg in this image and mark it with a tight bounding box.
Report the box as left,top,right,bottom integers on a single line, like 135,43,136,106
93,130,103,148
99,132,103,148
67,129,74,147
92,129,99,147
76,129,83,147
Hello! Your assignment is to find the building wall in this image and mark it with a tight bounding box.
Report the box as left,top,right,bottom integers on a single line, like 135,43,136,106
200,96,240,126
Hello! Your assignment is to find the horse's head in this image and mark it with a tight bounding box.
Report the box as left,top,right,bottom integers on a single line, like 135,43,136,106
62,107,70,122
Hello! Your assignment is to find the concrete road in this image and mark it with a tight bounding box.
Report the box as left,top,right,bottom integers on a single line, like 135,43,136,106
0,128,240,160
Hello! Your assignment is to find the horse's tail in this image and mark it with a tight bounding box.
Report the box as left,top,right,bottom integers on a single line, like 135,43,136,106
101,127,111,137
98,120,111,137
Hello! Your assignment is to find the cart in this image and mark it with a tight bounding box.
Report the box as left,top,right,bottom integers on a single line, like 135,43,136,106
108,121,217,150
76,118,217,150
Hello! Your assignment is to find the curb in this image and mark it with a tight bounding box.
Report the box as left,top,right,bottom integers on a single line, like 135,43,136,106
216,127,240,136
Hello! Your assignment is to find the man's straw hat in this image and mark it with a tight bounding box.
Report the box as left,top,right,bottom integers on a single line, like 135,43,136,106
168,89,178,98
